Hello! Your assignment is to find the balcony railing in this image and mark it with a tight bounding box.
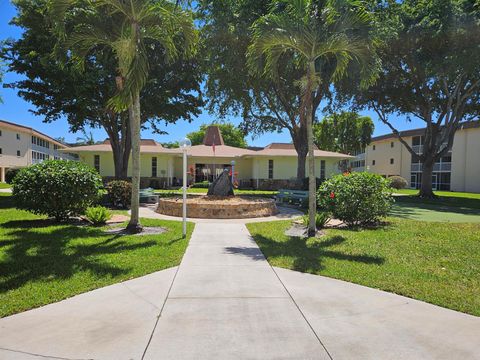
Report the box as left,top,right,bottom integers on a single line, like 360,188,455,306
411,162,451,172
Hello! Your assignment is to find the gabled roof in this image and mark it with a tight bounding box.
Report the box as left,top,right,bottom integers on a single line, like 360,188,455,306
63,138,177,154
0,119,70,148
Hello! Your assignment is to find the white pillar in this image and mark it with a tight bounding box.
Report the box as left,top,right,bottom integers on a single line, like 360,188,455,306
0,168,4,183
182,150,187,237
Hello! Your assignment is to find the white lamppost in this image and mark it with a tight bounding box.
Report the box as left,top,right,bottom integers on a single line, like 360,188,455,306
230,160,235,184
179,137,191,237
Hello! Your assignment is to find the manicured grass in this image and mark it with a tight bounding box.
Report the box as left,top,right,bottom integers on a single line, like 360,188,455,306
0,183,11,189
395,189,480,199
154,188,277,196
391,189,480,222
0,193,193,318
247,219,480,316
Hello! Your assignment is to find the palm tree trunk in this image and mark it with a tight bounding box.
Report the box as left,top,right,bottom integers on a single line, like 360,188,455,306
126,91,142,233
307,62,316,237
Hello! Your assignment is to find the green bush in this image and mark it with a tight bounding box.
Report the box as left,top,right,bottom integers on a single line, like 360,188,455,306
191,181,210,189
84,206,112,225
12,160,102,221
317,172,393,226
389,175,408,190
302,211,330,229
5,168,20,184
106,180,132,208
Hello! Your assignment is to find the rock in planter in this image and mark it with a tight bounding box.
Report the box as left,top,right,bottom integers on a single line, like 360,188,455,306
207,169,234,196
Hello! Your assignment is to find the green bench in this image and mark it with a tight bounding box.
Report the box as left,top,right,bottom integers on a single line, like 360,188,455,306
275,189,309,206
139,188,158,204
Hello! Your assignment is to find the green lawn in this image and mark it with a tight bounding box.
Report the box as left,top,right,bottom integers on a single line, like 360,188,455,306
155,188,277,196
0,193,193,318
392,189,480,222
247,218,480,316
0,183,11,189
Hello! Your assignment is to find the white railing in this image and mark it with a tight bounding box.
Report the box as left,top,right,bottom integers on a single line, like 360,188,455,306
411,162,451,172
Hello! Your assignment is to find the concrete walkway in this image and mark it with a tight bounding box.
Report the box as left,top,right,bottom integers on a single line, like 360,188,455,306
1,222,479,359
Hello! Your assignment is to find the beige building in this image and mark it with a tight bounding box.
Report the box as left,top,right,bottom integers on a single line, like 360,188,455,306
350,121,480,193
0,120,76,182
65,126,352,189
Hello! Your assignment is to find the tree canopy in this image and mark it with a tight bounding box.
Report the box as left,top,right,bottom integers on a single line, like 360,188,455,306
2,0,202,178
314,112,374,155
343,0,480,196
187,123,248,148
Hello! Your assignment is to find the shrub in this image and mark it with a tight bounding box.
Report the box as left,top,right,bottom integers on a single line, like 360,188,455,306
106,180,132,208
302,211,330,229
389,175,408,190
84,206,112,225
12,160,102,221
317,172,393,226
5,168,20,184
191,181,210,188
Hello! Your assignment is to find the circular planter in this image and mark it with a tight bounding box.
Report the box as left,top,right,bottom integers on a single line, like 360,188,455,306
156,196,278,219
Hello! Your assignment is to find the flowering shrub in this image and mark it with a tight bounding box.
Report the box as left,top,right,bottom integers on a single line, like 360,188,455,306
317,172,393,226
12,160,102,221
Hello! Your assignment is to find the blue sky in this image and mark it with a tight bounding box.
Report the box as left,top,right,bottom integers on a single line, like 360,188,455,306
0,0,423,146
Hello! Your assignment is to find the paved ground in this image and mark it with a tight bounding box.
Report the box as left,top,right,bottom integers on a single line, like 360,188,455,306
139,204,304,223
0,188,12,193
1,222,479,359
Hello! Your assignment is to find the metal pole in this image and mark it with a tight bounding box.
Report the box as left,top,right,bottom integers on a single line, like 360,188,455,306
231,163,234,184
182,149,187,237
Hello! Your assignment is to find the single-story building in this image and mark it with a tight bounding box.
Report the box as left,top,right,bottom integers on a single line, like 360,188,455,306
63,126,352,189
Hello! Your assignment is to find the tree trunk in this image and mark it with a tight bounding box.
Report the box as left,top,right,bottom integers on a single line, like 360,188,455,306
419,159,435,198
292,126,308,185
126,91,142,233
306,62,316,237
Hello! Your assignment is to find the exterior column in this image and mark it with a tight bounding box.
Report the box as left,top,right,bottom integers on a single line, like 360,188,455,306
0,167,5,183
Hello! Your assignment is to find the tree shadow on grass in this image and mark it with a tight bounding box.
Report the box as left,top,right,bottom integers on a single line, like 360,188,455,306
0,220,156,294
250,234,384,273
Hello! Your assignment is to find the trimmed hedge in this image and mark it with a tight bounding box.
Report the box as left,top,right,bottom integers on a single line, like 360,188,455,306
12,160,102,221
317,172,393,226
389,175,408,190
106,180,132,208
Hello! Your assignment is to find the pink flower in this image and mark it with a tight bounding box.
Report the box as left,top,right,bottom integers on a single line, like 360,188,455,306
330,192,335,199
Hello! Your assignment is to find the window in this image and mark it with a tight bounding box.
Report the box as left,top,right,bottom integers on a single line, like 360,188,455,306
152,157,157,177
0,148,2,154
16,134,20,140
268,160,274,179
391,142,394,148
0,130,2,136
320,160,326,180
372,160,376,166
94,155,100,172
17,150,21,157
372,145,376,150
390,158,394,164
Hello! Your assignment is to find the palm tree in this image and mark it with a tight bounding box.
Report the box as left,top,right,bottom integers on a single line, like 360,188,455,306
51,0,197,233
248,0,375,236
76,129,95,145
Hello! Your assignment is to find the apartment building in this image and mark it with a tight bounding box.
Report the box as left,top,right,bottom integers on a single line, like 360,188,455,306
0,120,76,182
350,121,480,193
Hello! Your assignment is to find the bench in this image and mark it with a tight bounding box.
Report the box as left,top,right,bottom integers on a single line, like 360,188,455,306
139,188,158,204
275,189,309,206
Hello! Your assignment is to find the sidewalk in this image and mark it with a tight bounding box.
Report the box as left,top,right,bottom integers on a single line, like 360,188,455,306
0,221,479,359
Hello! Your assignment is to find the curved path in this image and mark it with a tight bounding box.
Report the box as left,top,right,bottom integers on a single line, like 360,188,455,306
0,218,479,359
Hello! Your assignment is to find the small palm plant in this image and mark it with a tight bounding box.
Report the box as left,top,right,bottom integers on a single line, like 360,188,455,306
248,0,377,236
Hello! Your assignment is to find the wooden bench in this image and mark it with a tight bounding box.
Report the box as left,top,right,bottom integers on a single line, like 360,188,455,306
275,189,309,206
139,188,158,204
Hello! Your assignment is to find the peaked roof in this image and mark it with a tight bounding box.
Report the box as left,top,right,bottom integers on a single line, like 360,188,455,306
64,138,174,153
203,126,225,146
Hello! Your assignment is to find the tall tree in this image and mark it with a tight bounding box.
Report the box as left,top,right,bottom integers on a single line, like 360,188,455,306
51,0,197,233
2,0,202,180
348,0,480,197
248,0,375,236
187,123,248,148
76,129,96,145
314,112,374,154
